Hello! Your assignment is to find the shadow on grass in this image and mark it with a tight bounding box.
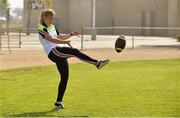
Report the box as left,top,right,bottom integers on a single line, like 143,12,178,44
9,108,88,117
9,108,58,117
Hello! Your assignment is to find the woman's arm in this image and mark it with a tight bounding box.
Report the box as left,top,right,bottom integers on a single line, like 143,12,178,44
57,31,80,40
43,31,71,44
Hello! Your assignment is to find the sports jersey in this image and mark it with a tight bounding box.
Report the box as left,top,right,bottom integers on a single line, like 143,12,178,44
38,22,66,55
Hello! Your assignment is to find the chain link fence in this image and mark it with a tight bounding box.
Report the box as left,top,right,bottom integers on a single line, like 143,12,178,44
0,27,180,53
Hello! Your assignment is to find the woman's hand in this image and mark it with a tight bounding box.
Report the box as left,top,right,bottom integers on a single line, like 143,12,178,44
58,31,81,40
71,31,81,37
65,40,73,48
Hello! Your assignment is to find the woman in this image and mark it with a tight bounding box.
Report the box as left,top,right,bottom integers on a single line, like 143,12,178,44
38,9,109,109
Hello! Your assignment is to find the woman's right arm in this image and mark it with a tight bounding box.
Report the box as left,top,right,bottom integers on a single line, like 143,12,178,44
44,34,71,44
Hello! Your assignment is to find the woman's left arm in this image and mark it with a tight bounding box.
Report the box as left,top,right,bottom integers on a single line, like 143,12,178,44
57,31,80,40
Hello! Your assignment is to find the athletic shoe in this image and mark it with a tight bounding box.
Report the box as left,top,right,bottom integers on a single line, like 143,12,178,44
54,102,64,110
96,59,110,70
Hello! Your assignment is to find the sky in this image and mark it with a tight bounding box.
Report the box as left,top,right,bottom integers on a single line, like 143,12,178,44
8,0,24,8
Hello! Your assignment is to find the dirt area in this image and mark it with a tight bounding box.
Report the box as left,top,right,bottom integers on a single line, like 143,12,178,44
0,47,180,70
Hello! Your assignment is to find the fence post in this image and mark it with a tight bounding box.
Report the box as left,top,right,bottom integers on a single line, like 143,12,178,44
7,28,11,53
91,28,96,40
132,27,135,49
81,26,84,50
19,29,22,48
0,31,1,51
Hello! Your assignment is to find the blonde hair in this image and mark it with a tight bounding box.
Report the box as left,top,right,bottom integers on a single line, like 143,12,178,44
40,9,55,23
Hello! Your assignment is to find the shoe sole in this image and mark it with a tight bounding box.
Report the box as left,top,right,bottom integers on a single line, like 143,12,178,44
55,106,64,110
98,59,110,70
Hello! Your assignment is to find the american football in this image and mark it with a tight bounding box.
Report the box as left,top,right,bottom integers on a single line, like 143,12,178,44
115,35,126,53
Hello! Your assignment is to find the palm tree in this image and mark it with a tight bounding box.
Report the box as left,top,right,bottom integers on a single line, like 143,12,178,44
0,0,7,50
0,0,7,9
43,0,53,8
0,0,9,29
0,0,8,17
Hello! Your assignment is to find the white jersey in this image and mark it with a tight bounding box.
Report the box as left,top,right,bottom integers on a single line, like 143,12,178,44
38,23,66,55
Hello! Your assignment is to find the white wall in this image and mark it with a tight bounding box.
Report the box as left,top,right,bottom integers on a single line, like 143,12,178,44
96,0,113,34
53,0,69,32
112,0,169,36
68,0,92,31
23,0,179,36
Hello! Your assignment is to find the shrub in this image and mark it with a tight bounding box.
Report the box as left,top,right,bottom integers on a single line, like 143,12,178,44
176,35,180,42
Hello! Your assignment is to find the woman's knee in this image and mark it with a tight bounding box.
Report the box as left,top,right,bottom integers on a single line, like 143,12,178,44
72,48,80,53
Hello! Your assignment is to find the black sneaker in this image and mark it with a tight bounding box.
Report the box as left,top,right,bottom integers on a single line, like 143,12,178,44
54,102,64,110
96,59,110,70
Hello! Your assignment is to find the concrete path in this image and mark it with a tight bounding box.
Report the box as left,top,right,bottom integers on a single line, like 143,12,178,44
0,34,179,53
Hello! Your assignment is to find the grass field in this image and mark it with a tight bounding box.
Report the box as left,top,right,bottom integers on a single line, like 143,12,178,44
0,59,180,117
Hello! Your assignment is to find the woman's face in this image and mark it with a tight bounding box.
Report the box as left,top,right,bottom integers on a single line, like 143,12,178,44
44,16,55,26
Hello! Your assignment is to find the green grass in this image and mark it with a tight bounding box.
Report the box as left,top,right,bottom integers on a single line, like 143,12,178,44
0,59,180,117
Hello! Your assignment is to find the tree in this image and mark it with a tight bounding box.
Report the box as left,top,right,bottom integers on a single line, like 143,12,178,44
11,8,23,20
43,0,53,8
0,0,8,16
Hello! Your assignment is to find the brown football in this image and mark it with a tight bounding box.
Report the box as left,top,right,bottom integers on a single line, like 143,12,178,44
115,35,126,53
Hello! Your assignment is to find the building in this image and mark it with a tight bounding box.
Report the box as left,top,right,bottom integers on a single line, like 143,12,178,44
23,0,180,36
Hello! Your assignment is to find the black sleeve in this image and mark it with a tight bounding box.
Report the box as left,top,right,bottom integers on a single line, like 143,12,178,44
39,28,48,38
55,27,60,35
